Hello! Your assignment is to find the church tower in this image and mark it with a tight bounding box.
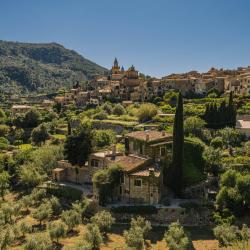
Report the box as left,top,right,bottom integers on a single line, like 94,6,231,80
112,57,120,74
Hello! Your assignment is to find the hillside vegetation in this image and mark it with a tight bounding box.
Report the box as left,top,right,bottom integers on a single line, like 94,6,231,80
0,40,107,93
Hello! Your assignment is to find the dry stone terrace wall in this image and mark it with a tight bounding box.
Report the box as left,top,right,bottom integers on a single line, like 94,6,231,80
111,206,212,226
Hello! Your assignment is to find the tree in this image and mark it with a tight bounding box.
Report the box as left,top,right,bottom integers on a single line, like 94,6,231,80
24,234,52,250
216,170,250,215
124,225,145,250
228,91,236,127
213,223,238,247
137,103,158,122
184,116,205,137
112,103,126,116
83,223,103,250
93,110,108,120
49,196,62,216
70,241,92,250
102,102,112,114
23,109,41,128
123,216,151,250
218,127,242,148
48,221,66,243
61,209,81,233
203,146,222,175
0,226,15,250
0,171,10,200
210,137,223,149
31,123,50,146
164,221,189,250
64,126,92,165
0,125,9,137
92,129,115,149
18,221,32,237
171,92,184,195
1,203,15,224
32,203,52,226
72,197,94,222
19,164,44,188
91,210,115,234
130,216,152,238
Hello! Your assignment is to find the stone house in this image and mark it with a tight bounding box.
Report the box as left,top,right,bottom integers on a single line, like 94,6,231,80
52,130,173,205
12,105,31,115
93,130,173,205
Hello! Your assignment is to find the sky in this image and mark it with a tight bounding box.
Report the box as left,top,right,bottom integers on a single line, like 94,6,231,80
0,0,250,77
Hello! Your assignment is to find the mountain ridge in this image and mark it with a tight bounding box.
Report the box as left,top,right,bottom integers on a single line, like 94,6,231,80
0,40,108,93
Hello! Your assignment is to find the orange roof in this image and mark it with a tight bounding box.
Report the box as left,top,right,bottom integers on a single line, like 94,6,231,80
126,130,172,142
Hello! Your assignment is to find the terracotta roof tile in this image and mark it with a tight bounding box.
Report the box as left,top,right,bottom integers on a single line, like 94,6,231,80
107,154,149,172
126,130,172,142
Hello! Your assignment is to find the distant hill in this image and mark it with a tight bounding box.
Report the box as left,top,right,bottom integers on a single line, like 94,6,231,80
0,40,108,93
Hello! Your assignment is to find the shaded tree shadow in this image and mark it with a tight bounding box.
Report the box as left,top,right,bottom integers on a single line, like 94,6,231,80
67,229,79,238
52,242,63,250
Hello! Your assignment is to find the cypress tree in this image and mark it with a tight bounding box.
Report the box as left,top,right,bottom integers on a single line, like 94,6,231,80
171,92,184,196
228,91,236,127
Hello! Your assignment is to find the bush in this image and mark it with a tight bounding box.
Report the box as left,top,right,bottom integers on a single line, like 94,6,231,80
184,116,205,137
112,104,126,116
92,129,116,149
137,103,158,123
93,111,108,120
213,224,238,247
210,137,223,149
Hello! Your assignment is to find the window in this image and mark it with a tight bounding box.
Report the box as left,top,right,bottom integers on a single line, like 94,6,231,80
160,147,166,156
120,173,125,184
134,179,142,187
91,159,99,167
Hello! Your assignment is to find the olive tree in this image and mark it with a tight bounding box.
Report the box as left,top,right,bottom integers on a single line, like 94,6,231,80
164,221,189,250
91,210,115,234
32,203,52,226
0,171,10,201
83,223,103,250
61,209,81,233
48,221,66,243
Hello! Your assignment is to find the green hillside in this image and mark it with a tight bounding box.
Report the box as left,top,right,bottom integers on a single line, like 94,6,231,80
0,40,108,93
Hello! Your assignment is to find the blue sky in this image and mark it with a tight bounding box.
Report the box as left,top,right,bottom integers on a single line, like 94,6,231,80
0,0,250,77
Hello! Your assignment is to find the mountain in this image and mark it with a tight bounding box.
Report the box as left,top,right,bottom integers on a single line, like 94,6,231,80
0,40,108,93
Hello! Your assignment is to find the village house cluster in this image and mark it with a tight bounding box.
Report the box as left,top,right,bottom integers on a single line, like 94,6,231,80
51,59,250,108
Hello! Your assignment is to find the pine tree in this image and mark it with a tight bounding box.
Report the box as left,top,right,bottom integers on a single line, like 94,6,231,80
171,92,184,196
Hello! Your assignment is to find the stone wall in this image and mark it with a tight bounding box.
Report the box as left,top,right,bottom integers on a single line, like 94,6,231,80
111,206,212,226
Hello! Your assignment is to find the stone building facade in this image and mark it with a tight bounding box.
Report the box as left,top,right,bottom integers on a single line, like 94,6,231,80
52,130,173,205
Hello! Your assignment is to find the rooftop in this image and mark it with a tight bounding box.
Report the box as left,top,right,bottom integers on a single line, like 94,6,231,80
236,120,250,129
126,130,172,142
107,154,149,173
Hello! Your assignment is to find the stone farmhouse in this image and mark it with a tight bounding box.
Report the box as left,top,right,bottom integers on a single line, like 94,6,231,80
52,130,173,205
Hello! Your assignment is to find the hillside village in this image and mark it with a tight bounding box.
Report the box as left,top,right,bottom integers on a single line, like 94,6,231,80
0,56,250,249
